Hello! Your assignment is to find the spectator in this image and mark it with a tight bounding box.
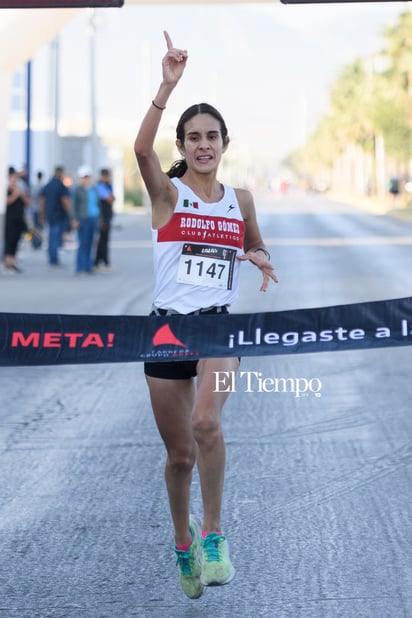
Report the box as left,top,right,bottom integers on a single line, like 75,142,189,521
31,170,45,230
3,167,30,273
39,166,71,268
17,164,31,197
72,165,99,275
94,168,115,272
388,176,401,204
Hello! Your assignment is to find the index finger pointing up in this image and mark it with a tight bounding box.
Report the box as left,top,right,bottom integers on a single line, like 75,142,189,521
163,30,173,50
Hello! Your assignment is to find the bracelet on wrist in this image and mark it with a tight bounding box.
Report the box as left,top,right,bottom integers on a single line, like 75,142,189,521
152,100,166,111
254,247,271,261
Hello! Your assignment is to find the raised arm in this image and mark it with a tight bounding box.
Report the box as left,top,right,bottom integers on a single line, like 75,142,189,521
134,32,188,211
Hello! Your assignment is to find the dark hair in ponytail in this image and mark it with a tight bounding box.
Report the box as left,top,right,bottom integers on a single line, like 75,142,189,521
166,103,229,178
166,159,188,178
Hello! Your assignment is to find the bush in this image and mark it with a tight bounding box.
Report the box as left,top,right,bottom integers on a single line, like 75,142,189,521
124,189,144,207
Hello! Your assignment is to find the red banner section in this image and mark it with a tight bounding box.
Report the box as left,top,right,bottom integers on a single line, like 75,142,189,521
0,297,411,367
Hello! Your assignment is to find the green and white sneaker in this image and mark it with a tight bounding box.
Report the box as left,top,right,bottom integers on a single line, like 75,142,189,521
200,533,235,586
174,516,205,599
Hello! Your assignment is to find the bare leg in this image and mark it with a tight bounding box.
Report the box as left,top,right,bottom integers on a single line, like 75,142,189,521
4,254,16,267
146,375,196,546
193,357,239,533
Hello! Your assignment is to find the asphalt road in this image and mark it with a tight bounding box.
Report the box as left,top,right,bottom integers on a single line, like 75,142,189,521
0,191,411,618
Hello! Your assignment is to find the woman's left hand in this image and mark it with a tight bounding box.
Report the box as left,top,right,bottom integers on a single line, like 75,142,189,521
162,31,188,87
237,251,279,292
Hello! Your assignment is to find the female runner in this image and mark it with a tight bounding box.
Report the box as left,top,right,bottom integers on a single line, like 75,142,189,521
134,31,278,599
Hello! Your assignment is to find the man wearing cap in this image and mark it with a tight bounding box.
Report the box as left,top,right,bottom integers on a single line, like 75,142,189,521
39,166,71,267
72,166,99,274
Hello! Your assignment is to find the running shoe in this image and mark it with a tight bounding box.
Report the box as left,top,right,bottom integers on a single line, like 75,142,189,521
200,533,235,586
174,516,204,599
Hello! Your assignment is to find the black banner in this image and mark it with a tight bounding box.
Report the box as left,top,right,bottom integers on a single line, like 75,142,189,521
0,297,411,367
0,1,123,8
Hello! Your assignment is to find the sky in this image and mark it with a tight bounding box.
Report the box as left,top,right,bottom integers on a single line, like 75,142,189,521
17,1,407,177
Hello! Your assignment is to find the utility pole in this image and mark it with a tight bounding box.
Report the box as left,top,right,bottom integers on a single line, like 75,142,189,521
25,60,32,183
88,8,98,177
49,37,60,170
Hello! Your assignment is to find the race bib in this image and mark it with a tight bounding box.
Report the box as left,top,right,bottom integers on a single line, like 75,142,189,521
177,243,237,290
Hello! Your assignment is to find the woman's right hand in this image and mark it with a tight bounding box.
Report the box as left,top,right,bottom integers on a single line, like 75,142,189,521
162,31,188,87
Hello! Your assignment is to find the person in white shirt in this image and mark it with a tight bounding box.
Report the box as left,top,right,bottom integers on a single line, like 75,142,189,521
134,31,278,600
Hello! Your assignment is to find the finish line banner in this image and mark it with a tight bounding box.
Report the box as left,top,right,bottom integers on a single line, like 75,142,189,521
0,297,411,367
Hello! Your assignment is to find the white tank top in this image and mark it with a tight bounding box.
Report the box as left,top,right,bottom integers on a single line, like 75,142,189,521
151,177,245,314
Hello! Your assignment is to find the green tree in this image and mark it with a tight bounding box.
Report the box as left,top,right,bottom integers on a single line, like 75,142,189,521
378,11,412,163
285,10,412,183
329,59,376,150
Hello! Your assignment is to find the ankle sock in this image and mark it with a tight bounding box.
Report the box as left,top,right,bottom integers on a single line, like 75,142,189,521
176,536,192,552
202,530,222,538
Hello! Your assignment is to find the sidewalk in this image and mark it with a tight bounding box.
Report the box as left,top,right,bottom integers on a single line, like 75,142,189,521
327,191,412,221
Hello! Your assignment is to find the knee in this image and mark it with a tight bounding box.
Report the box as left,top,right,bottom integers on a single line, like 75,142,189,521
166,446,196,475
192,416,221,449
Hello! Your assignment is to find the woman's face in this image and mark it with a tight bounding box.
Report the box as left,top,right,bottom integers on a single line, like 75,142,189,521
8,174,18,190
177,113,228,174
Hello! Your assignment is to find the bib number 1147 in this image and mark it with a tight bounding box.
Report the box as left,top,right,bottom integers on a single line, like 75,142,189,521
177,244,236,290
